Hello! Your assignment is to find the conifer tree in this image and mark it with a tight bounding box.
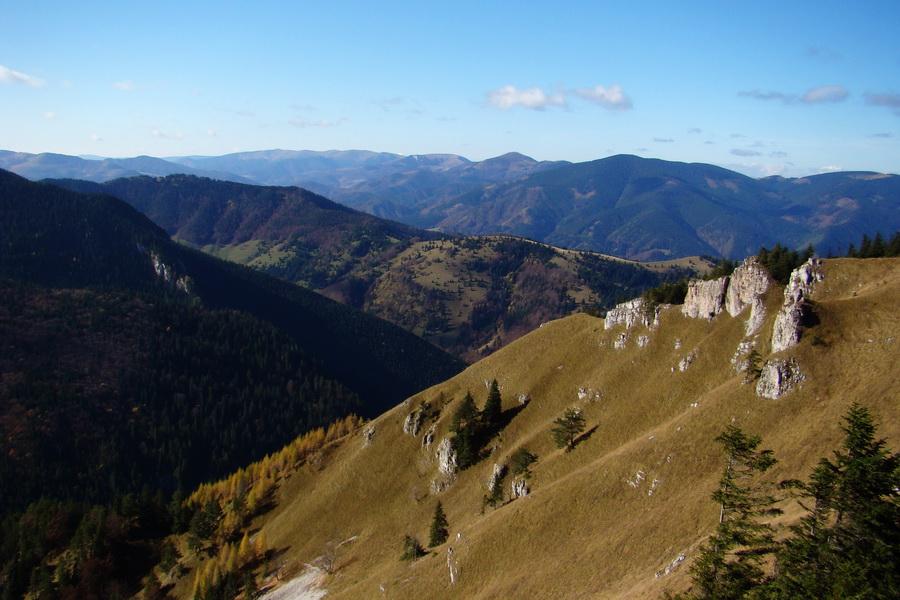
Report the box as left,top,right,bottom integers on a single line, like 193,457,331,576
450,392,478,433
770,403,900,599
428,501,449,547
482,379,502,431
686,425,780,600
451,392,480,468
551,408,586,451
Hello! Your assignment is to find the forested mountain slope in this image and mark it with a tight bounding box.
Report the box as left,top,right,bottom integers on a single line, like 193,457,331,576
0,169,464,516
432,154,900,260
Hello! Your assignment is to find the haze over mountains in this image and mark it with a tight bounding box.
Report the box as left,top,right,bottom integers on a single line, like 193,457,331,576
4,148,898,261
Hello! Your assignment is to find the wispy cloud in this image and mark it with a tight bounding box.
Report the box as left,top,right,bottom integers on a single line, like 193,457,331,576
0,65,45,86
288,118,343,128
732,148,762,157
571,84,632,110
864,92,900,115
151,128,184,139
769,151,789,158
739,85,849,105
486,82,632,111
738,90,792,103
871,132,892,138
820,165,843,173
43,111,57,119
113,80,136,91
802,85,849,104
486,85,566,110
654,137,674,143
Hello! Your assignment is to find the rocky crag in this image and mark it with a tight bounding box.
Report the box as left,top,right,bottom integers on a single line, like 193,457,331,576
607,256,822,399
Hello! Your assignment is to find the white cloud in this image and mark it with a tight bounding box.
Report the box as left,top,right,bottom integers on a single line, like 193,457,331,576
654,137,674,143
487,85,566,110
486,82,633,111
113,80,136,91
572,84,632,110
802,85,848,104
43,111,57,119
819,165,843,173
732,148,762,157
0,65,45,86
90,134,103,142
206,129,217,137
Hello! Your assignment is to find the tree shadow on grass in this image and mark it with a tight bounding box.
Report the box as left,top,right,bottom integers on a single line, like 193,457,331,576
572,425,598,450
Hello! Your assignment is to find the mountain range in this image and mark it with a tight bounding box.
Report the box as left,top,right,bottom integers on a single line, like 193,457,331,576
47,173,693,361
1,164,897,599
5,149,897,261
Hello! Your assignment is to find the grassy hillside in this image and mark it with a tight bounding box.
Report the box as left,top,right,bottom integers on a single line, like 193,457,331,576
144,256,899,599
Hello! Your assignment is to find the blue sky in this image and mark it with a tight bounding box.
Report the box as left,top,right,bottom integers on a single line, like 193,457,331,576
2,0,898,177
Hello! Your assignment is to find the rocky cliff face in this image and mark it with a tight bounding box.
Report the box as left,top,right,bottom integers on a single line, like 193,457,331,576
605,298,661,330
681,278,729,320
756,357,805,399
771,259,823,353
725,258,770,335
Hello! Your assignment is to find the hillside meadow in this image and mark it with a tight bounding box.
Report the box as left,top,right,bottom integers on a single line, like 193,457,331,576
159,257,899,599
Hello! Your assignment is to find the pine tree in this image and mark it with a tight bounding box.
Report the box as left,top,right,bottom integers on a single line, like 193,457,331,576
686,425,780,600
551,408,586,451
428,502,449,547
451,392,480,468
770,403,900,599
482,379,502,431
450,392,478,433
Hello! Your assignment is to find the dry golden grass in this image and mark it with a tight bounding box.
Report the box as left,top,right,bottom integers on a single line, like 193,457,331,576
170,257,900,600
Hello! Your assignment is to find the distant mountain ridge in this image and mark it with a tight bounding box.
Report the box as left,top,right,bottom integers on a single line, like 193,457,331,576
49,174,688,361
425,155,900,259
5,149,898,260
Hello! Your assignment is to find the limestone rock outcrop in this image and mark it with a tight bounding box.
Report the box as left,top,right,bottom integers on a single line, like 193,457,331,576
431,436,458,494
725,258,770,317
756,357,805,399
771,259,823,353
487,463,506,493
725,258,771,335
436,437,458,477
605,298,661,330
511,478,530,498
682,278,729,320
